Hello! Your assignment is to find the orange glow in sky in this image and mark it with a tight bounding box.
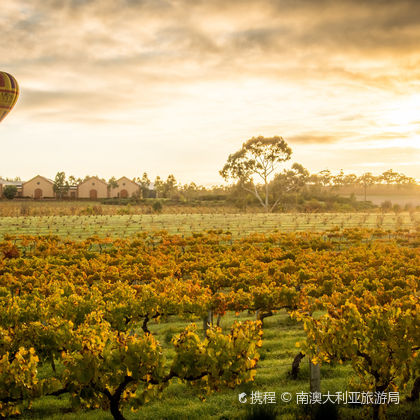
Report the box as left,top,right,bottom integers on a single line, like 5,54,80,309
1,0,419,184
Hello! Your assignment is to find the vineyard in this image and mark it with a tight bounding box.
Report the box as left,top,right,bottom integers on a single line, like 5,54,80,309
0,201,244,217
0,212,419,240
0,228,419,419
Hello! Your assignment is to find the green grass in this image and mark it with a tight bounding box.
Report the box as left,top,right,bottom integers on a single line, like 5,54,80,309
1,212,419,240
19,311,420,419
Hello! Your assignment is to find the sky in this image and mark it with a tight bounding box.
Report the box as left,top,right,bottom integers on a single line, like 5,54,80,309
1,0,420,185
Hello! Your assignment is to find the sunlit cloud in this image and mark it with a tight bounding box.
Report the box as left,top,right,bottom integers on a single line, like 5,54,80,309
1,0,420,182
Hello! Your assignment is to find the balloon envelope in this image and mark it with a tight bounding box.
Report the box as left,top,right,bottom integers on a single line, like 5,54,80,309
0,71,19,123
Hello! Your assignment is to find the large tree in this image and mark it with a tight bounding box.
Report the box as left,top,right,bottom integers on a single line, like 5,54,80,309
107,177,119,194
270,163,309,210
53,172,69,199
68,175,82,186
332,169,346,189
380,169,400,185
220,136,292,212
137,172,151,198
163,174,177,198
357,172,376,201
153,176,164,199
317,169,333,188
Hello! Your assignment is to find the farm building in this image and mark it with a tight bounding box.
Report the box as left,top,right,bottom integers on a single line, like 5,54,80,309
1,175,144,200
22,175,54,199
0,178,23,197
68,185,78,199
77,176,108,199
110,176,140,198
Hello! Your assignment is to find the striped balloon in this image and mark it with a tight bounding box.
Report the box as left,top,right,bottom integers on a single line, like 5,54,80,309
0,71,19,123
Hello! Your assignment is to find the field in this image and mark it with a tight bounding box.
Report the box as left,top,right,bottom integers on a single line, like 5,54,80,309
1,230,419,420
0,212,419,240
5,3,420,420
18,311,418,420
354,194,420,207
16,311,350,420
0,201,244,217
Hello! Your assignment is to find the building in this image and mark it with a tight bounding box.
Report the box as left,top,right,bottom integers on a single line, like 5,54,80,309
110,176,140,198
0,178,23,197
68,185,78,199
22,175,54,199
77,176,108,199
1,175,146,200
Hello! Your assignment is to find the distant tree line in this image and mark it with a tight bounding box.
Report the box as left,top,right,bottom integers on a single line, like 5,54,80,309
47,167,417,203
1,136,418,212
219,136,418,212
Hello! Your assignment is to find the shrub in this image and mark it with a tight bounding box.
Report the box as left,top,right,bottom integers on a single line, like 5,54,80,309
303,199,325,212
3,185,17,200
381,200,392,212
152,200,163,213
117,206,131,215
393,203,402,214
81,205,103,215
404,203,414,213
20,203,30,216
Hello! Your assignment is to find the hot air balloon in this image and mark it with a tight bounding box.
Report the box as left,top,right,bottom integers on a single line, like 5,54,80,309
0,71,19,123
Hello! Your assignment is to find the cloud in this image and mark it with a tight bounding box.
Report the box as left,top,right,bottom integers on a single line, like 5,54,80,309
5,1,420,71
5,0,418,100
288,134,340,144
2,0,420,181
367,132,412,140
345,146,420,166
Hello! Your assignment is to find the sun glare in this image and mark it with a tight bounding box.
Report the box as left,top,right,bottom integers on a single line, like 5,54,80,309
383,94,420,129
